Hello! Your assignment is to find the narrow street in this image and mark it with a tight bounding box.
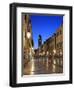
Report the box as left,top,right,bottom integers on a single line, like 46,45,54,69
22,14,63,76
23,57,63,75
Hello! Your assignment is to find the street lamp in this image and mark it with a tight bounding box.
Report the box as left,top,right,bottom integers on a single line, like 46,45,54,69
32,47,34,50
53,49,56,65
47,51,49,55
26,31,31,60
53,49,56,54
27,32,31,39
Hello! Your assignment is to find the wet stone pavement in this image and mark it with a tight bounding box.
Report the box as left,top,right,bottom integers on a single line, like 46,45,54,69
23,57,63,75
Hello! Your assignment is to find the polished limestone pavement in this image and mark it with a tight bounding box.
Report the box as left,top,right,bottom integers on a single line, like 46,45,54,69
23,57,63,75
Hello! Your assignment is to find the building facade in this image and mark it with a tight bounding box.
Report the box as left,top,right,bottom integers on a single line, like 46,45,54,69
38,25,63,67
22,14,34,72
56,25,63,56
56,25,63,66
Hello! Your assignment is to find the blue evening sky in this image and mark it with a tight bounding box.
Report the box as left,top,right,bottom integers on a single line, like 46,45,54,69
30,15,63,49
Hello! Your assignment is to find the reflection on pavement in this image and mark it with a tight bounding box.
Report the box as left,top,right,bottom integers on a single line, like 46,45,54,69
23,57,63,75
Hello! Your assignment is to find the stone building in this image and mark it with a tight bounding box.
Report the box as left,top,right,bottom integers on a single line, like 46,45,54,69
38,25,63,67
22,14,34,70
48,34,56,56
56,25,63,66
56,25,63,56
